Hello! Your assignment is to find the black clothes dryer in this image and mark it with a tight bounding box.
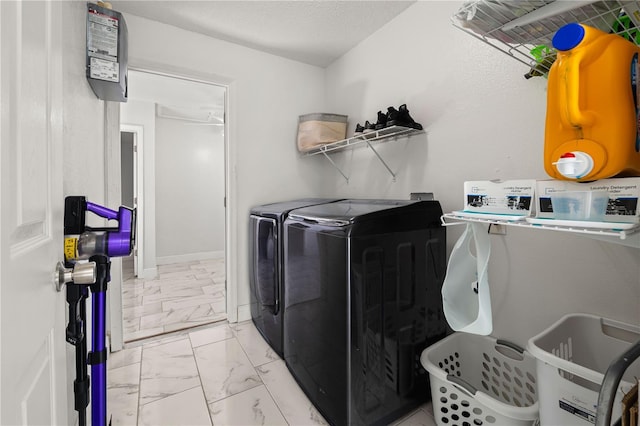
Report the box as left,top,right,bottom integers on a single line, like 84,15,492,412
283,199,448,426
249,198,343,357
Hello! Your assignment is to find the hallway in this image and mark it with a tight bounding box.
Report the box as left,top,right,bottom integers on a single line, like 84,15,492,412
122,258,227,342
107,320,437,425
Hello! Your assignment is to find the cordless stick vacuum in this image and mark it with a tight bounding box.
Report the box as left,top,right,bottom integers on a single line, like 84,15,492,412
57,196,135,426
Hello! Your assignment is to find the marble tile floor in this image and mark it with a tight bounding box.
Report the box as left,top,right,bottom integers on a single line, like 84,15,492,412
107,320,437,426
122,257,227,342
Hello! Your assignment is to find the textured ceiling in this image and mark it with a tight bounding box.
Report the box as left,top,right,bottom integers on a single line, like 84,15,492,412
112,1,415,67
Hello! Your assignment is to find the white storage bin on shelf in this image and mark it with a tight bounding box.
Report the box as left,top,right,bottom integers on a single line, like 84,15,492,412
421,333,539,426
527,313,640,425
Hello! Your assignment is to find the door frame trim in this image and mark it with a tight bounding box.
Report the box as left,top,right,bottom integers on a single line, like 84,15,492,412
107,61,236,351
120,124,145,279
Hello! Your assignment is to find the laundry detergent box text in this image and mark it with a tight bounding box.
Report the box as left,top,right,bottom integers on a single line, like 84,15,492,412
536,178,640,223
463,180,536,216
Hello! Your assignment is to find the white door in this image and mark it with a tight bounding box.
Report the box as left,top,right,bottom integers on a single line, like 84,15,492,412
1,1,68,424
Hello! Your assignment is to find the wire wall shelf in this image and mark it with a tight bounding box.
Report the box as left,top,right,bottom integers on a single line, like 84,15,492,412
441,212,640,248
302,125,425,182
452,0,640,78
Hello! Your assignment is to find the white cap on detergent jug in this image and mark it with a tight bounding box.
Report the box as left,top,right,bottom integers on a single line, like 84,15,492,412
553,151,594,179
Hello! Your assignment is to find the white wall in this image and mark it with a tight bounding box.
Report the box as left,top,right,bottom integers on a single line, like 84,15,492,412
123,14,328,320
325,1,640,346
62,3,107,203
155,117,225,260
120,99,158,278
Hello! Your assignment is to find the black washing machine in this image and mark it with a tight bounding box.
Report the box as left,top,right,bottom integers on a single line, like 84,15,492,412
249,198,343,357
283,199,448,426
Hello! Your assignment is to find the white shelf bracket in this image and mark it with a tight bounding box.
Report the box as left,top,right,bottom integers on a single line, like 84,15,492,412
440,216,468,227
365,140,396,181
321,151,349,182
302,126,424,181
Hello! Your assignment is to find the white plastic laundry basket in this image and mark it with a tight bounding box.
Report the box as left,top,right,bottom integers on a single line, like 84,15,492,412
527,313,640,426
421,333,539,426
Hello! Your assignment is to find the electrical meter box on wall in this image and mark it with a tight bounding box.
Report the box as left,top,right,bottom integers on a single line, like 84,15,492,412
86,2,128,102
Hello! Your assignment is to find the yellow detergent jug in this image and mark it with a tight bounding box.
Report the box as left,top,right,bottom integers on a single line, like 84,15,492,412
544,23,640,181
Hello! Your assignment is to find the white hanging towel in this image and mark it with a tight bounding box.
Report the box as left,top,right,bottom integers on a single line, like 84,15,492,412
441,222,493,335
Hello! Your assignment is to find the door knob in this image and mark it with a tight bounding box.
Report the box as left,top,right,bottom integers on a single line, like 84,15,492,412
55,261,96,291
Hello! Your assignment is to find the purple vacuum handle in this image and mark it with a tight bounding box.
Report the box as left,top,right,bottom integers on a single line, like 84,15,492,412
86,202,119,221
107,207,133,257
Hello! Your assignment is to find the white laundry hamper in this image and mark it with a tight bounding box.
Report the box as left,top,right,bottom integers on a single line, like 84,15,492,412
527,313,640,426
421,332,539,426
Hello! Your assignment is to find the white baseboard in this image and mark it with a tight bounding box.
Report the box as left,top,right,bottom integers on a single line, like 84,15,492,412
156,250,224,266
142,267,158,280
237,304,251,323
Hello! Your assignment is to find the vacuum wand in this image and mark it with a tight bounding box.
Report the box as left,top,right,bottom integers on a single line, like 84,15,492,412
89,255,110,426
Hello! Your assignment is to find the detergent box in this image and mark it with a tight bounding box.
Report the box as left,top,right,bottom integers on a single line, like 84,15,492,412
535,178,640,223
462,180,536,216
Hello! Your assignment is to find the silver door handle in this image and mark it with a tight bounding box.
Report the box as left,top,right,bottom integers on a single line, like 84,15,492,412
55,261,96,291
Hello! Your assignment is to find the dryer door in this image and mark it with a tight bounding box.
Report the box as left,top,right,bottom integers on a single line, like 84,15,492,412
250,215,279,315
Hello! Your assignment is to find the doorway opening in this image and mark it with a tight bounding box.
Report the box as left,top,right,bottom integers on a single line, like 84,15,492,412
119,69,228,342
